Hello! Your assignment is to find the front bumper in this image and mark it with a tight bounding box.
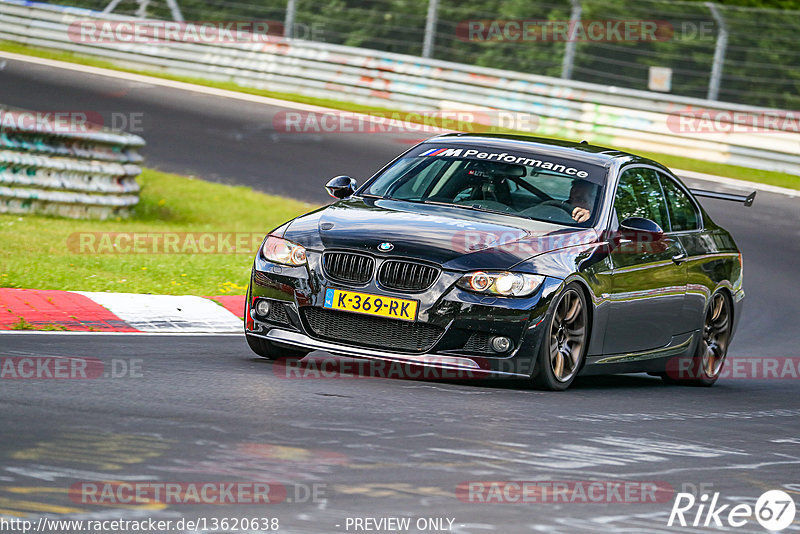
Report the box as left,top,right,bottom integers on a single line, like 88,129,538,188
245,250,562,376
249,329,510,376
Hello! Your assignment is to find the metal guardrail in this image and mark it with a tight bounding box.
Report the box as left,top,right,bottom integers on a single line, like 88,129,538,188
0,105,143,218
1,0,798,177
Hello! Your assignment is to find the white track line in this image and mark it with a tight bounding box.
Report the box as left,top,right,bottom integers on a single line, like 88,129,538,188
0,50,450,132
2,50,795,198
0,50,347,113
0,51,800,197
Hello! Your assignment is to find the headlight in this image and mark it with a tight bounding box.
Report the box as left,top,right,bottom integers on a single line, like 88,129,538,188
261,235,307,266
456,271,544,297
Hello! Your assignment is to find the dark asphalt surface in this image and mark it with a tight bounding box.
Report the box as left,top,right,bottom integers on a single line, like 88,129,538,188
1,334,799,533
1,57,799,533
0,57,424,203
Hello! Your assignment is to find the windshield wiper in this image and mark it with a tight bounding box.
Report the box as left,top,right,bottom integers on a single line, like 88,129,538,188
371,196,530,219
462,204,532,219
420,199,532,219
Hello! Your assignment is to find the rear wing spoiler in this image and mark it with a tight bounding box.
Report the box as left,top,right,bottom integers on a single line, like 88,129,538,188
690,189,756,207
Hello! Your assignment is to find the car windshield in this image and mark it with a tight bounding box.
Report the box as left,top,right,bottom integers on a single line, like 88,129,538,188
362,151,606,226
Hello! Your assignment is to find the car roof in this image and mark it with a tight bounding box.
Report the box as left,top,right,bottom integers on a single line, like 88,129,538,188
423,133,663,170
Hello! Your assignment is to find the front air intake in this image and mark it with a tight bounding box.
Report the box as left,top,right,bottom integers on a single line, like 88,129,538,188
378,260,439,291
323,252,375,285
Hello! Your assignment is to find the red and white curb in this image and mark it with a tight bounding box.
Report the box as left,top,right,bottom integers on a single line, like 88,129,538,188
0,289,245,333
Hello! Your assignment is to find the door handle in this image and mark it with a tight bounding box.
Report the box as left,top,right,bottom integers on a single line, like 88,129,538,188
672,253,687,265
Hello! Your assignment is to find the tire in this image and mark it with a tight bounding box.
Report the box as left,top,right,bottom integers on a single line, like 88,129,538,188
246,334,309,360
532,283,589,391
661,291,731,387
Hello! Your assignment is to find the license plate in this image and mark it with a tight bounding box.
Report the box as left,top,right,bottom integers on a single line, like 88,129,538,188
323,288,418,322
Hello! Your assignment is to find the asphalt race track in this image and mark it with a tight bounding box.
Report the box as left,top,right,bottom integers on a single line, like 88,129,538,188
2,333,800,533
1,57,800,533
0,57,425,203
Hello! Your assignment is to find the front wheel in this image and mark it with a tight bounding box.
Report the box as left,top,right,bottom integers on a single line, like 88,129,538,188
246,334,309,360
662,291,731,387
532,283,589,391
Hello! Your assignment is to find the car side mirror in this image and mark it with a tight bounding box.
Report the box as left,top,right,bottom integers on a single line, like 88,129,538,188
325,176,357,199
620,217,664,241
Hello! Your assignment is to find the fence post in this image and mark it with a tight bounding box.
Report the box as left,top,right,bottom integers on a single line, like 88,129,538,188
104,0,182,20
101,0,122,15
134,0,149,18
284,0,296,38
561,0,582,79
422,0,439,58
706,2,727,101
165,0,184,22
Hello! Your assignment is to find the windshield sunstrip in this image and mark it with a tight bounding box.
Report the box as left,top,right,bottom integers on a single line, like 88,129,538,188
406,145,606,183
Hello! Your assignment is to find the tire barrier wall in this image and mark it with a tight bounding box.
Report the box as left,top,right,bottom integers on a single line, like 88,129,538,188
0,105,144,219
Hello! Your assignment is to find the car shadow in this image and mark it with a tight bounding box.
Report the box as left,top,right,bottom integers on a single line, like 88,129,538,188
569,373,668,389
252,351,680,391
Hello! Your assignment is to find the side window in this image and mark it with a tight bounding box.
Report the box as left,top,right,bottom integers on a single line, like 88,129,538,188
614,168,668,230
659,174,700,232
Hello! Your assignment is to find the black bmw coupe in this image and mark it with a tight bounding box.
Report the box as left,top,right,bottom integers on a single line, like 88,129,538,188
245,134,753,390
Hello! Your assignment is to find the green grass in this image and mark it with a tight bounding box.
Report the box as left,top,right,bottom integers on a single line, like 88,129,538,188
10,317,36,330
3,40,798,191
0,168,314,295
626,151,799,190
10,317,68,331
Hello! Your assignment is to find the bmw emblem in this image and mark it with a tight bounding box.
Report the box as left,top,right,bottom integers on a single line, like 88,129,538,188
378,242,394,252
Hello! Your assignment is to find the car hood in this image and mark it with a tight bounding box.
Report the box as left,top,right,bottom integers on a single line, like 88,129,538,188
282,197,599,271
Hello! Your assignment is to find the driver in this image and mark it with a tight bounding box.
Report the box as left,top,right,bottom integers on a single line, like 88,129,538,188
568,180,596,223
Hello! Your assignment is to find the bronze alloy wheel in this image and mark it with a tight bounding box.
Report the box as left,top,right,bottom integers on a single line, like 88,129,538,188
701,292,732,379
534,284,588,390
662,291,732,387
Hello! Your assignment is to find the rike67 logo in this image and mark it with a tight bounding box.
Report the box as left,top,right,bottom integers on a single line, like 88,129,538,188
668,489,796,531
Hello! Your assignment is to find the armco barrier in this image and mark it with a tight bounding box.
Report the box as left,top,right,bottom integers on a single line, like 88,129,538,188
0,105,143,218
1,0,798,176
